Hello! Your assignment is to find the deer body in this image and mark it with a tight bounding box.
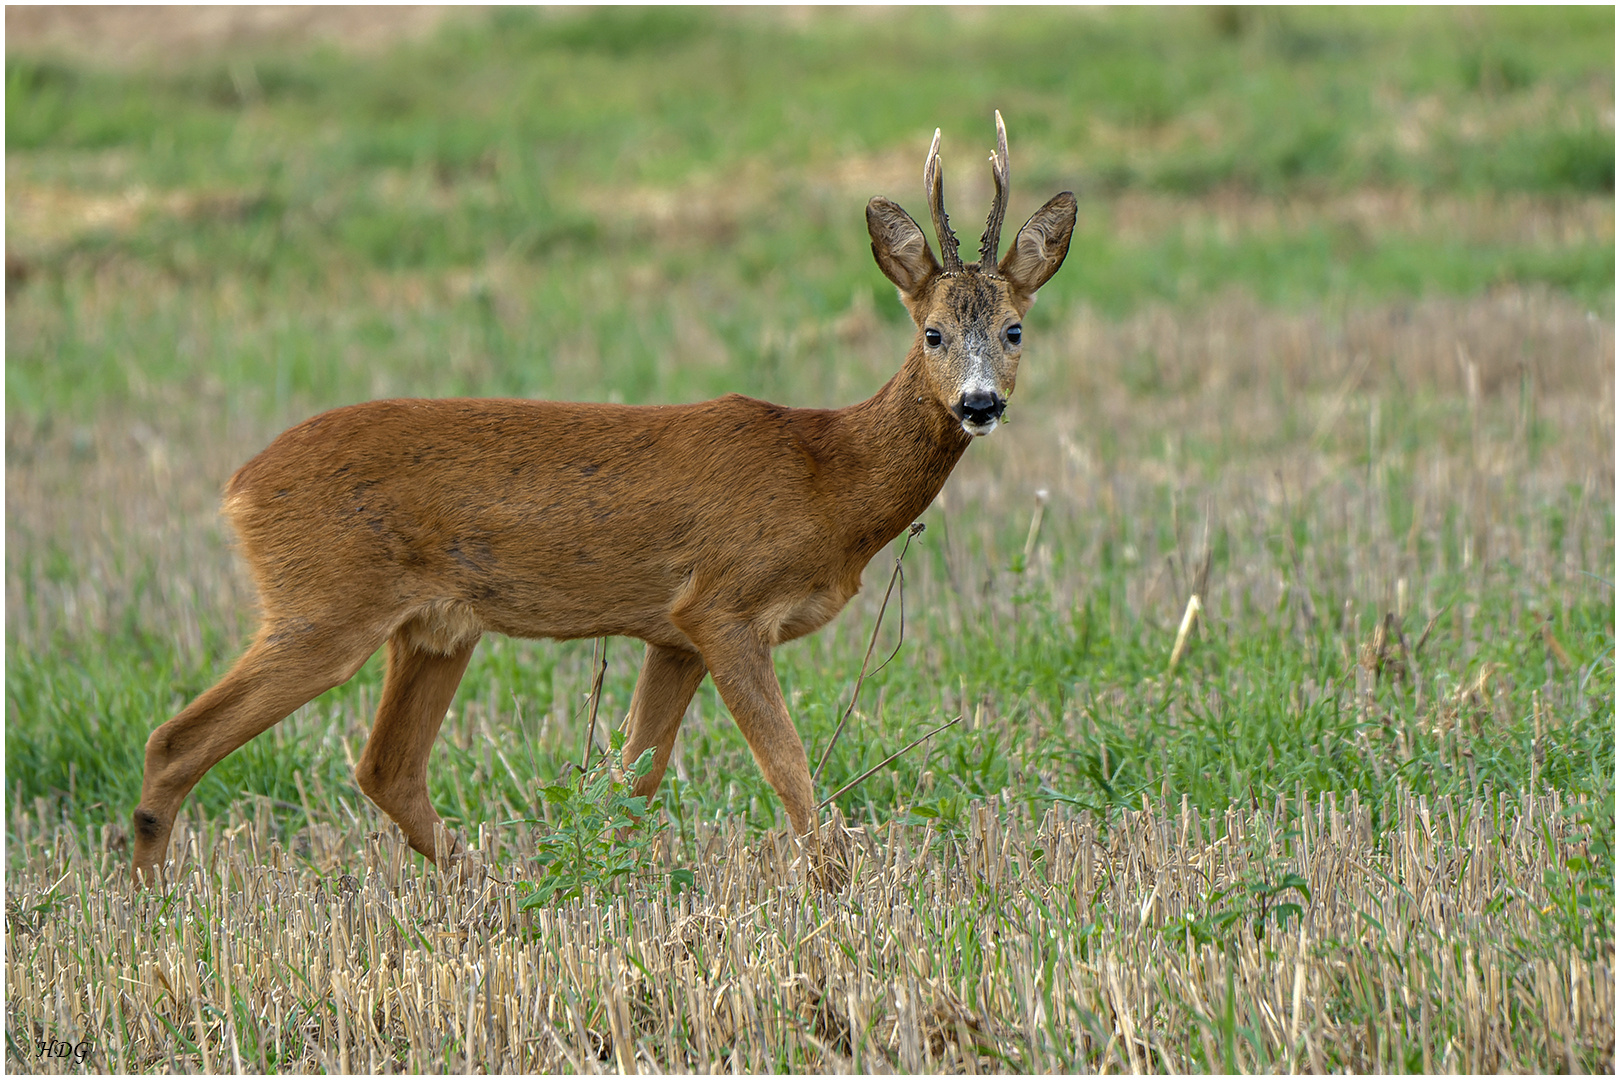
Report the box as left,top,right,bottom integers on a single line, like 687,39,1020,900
132,114,1075,883
226,386,969,649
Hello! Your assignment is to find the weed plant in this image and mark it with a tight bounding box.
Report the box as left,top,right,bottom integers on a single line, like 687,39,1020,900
518,737,671,909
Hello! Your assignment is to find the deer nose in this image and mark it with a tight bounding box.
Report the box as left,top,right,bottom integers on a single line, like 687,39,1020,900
958,390,1005,427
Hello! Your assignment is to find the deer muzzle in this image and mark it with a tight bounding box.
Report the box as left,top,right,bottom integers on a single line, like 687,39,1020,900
956,389,1006,435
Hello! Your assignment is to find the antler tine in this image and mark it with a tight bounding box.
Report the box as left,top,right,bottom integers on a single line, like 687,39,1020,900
978,109,1010,269
923,127,962,273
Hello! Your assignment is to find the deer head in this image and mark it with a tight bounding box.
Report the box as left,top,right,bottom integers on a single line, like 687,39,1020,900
866,112,1077,436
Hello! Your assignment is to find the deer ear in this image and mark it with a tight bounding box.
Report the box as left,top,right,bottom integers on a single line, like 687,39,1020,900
867,197,939,298
999,191,1076,304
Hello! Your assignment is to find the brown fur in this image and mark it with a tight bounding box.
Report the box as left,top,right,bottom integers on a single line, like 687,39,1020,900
131,120,1076,885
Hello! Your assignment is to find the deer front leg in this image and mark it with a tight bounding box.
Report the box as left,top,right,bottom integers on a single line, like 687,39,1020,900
355,632,477,863
678,621,816,837
622,643,708,802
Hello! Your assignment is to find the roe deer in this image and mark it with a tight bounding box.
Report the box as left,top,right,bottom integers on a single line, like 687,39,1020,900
131,112,1076,884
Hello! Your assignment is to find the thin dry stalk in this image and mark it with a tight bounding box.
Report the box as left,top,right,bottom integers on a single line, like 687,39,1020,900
1167,593,1203,673
580,636,608,774
818,714,964,809
1021,488,1049,568
813,522,925,785
6,787,1608,1074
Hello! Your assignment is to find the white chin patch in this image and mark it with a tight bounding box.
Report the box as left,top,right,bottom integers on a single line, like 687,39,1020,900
961,418,999,437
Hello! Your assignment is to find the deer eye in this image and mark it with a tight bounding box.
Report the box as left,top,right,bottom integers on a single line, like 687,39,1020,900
1006,324,1022,345
924,328,942,348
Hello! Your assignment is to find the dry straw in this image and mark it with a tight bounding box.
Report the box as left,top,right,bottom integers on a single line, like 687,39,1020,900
6,785,1610,1073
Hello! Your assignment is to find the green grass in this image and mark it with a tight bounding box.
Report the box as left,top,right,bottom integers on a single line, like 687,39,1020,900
8,8,1613,193
6,5,1613,983
5,8,1613,422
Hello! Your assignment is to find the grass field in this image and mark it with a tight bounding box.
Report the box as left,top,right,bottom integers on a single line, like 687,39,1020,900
5,6,1614,1072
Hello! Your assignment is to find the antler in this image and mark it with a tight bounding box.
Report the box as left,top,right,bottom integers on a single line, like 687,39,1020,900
923,128,963,273
978,110,1010,268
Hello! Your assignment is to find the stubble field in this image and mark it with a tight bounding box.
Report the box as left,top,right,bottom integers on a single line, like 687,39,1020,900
6,6,1614,1072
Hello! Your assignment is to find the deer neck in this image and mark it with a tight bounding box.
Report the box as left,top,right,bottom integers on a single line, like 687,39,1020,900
832,350,973,563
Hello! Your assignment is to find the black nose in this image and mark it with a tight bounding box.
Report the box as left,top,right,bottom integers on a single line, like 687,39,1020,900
958,390,1005,426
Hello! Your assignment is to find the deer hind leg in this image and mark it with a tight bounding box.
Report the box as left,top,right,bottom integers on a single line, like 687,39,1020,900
622,644,708,803
354,631,477,862
132,617,387,886
679,621,816,837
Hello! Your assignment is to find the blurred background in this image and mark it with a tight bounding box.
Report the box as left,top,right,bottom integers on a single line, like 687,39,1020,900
5,6,1613,847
